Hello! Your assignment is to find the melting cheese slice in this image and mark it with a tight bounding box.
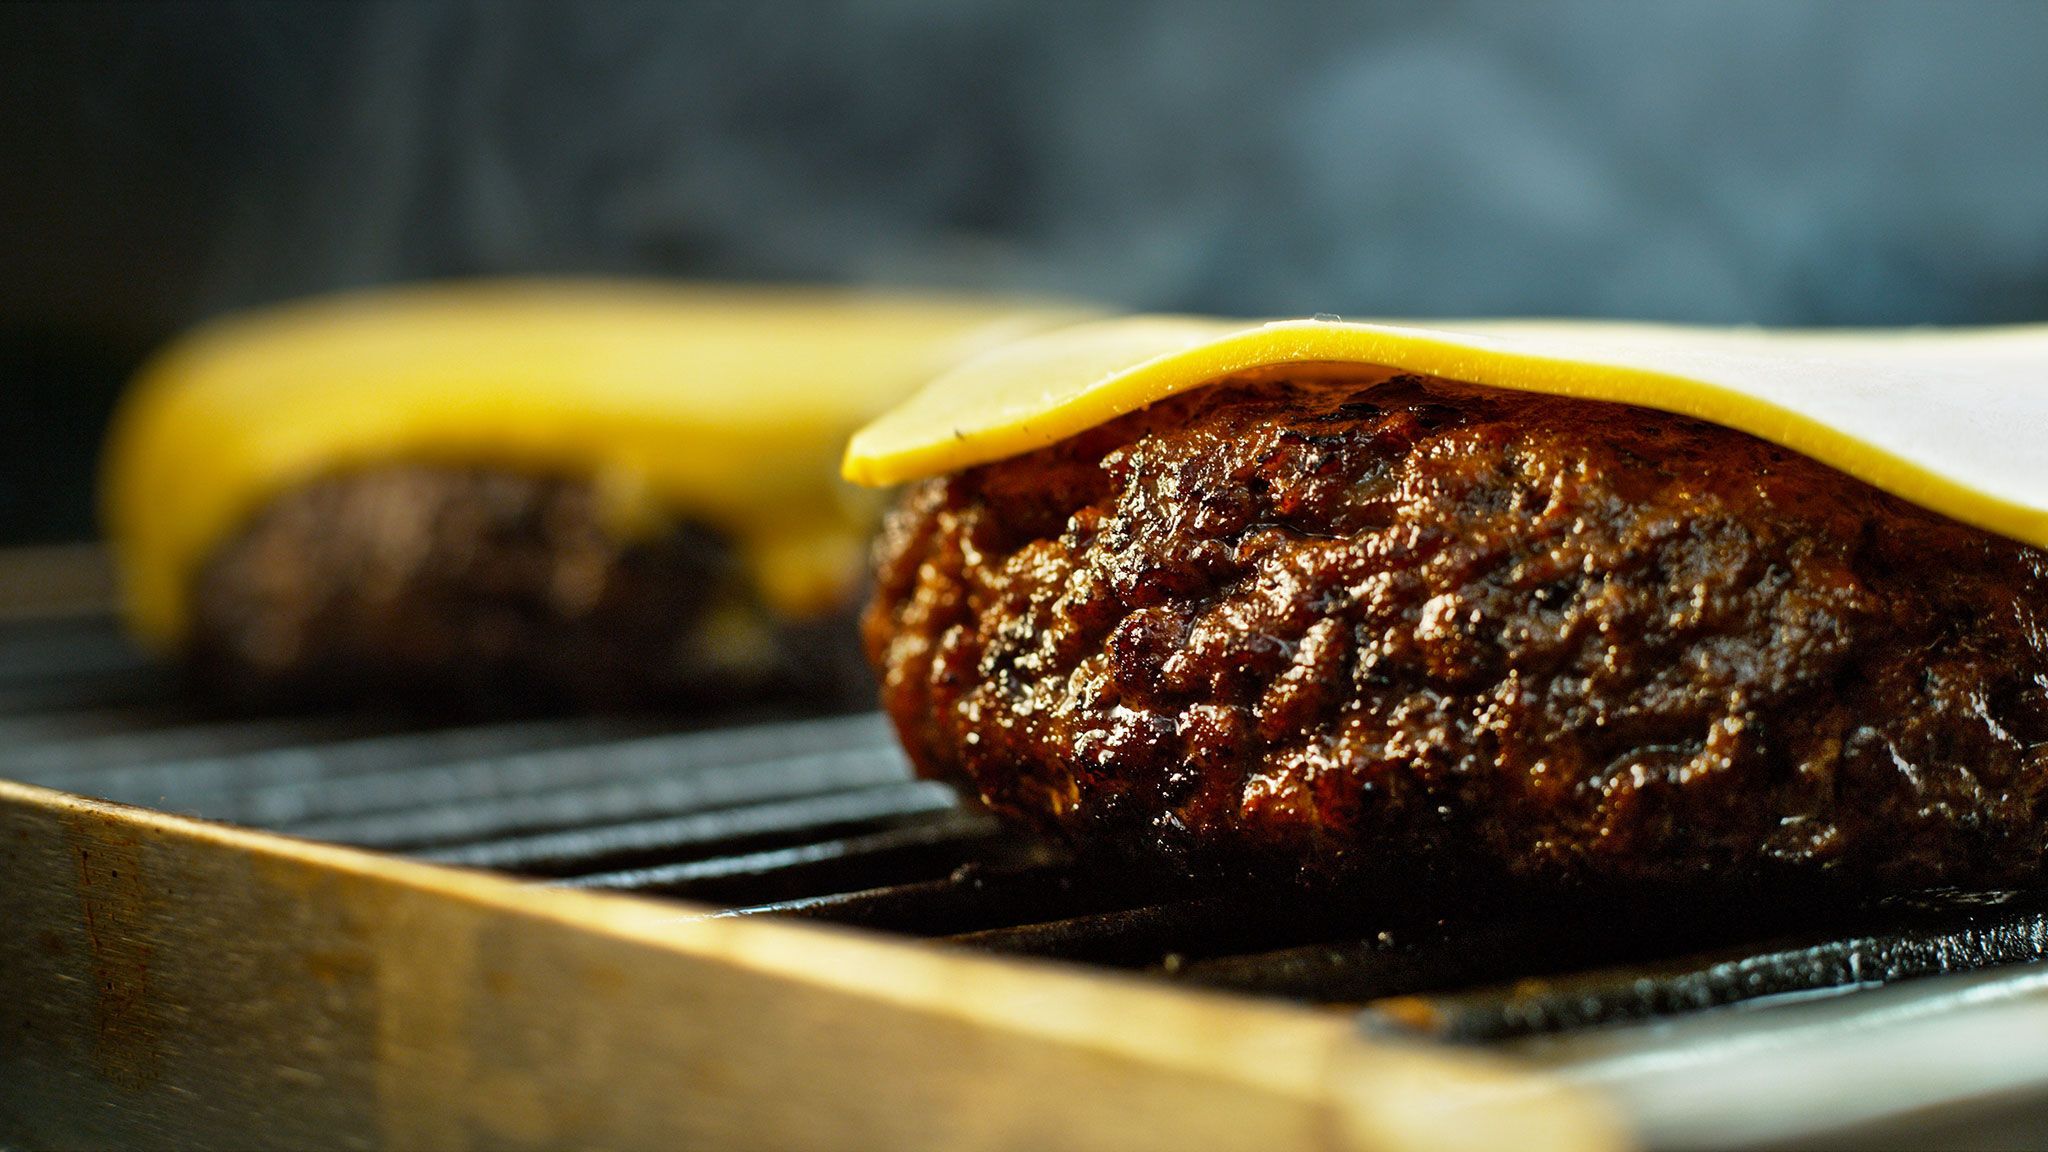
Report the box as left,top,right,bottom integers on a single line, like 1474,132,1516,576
844,315,2048,552
106,280,1088,649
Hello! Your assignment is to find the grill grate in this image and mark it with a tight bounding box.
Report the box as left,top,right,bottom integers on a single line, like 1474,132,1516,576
6,610,2048,1052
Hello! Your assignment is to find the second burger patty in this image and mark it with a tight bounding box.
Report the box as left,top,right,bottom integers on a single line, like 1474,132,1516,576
866,375,2048,890
192,466,867,711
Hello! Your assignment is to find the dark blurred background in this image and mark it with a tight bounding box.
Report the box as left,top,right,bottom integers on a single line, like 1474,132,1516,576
6,0,2048,545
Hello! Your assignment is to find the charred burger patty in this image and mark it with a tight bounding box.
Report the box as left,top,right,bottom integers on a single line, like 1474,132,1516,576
865,375,2048,889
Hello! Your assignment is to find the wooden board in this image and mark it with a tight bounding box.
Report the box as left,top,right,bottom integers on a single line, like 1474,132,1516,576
0,778,1623,1151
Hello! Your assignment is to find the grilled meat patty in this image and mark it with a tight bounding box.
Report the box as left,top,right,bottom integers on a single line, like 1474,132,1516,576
193,466,867,711
864,375,2048,889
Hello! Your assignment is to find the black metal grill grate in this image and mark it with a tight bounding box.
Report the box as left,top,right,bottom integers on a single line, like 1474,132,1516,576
7,610,2048,1049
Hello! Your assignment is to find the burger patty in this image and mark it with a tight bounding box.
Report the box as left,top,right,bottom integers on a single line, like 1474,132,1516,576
192,466,867,711
864,374,2048,890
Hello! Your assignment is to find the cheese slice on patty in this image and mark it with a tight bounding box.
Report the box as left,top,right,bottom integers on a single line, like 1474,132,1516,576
106,280,1087,649
843,315,2048,553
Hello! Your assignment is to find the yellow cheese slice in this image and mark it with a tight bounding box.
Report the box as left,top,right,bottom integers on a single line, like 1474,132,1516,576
105,279,1088,649
844,315,2048,553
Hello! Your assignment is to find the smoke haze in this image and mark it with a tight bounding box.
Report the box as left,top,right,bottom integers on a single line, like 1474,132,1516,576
5,0,2048,538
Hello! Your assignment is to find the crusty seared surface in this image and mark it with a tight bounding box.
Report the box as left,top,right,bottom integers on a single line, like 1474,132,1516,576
192,466,866,711
865,375,2048,889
